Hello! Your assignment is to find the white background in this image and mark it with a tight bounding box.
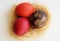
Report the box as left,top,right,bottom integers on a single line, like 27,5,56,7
0,0,60,41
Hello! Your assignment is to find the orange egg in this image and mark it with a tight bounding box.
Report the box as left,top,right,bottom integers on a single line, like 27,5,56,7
15,2,34,17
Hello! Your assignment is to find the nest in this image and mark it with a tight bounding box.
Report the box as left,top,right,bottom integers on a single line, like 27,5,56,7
8,3,50,39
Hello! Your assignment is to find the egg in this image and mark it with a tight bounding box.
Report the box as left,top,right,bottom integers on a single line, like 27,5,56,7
14,17,30,35
15,2,34,17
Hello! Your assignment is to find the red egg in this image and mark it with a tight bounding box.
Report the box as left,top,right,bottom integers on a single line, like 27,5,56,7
14,17,30,35
15,2,34,17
